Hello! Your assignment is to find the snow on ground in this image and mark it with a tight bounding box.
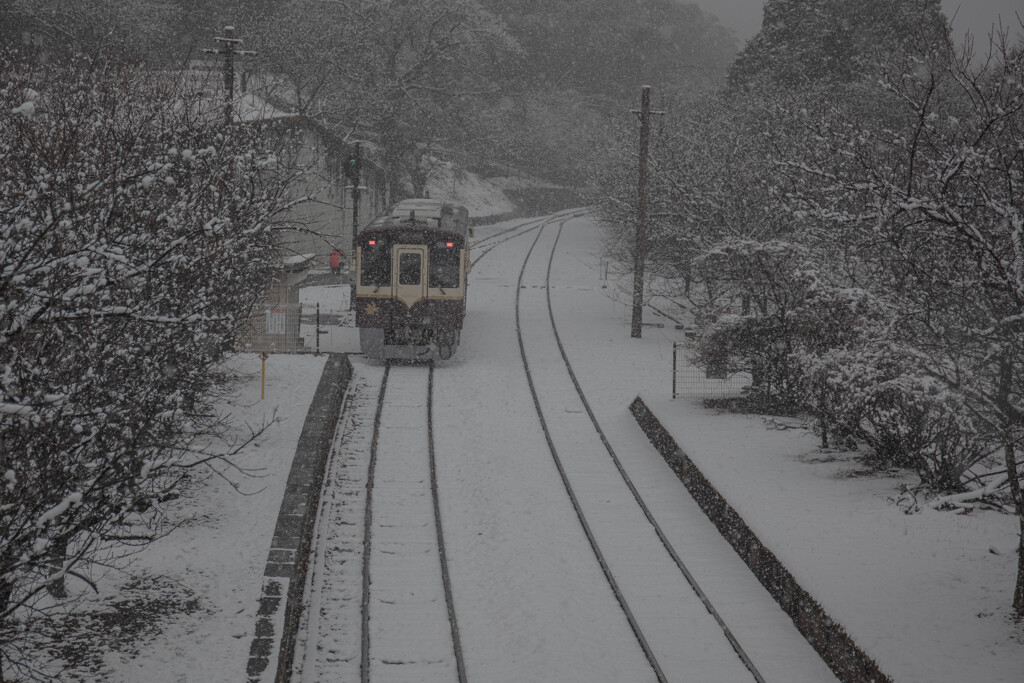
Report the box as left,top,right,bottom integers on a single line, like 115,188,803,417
427,217,836,682
293,213,1023,683
542,216,1024,683
422,160,516,217
52,354,327,682
47,210,1023,682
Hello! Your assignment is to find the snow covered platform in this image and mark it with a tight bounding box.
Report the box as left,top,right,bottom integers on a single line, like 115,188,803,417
630,393,1024,683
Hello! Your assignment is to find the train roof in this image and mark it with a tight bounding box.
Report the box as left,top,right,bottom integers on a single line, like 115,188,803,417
390,198,467,219
365,198,470,237
364,214,439,230
359,217,466,242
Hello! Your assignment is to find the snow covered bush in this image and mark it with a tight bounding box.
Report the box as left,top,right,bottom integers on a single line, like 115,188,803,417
694,314,797,410
785,282,893,449
857,374,990,490
0,52,288,675
799,345,991,490
782,27,1024,611
691,242,992,490
689,240,818,409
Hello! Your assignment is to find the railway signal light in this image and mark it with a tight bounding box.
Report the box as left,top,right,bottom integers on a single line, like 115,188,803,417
345,149,361,182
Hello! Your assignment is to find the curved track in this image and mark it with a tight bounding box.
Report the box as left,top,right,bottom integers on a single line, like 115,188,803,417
359,363,467,683
470,209,586,264
514,216,766,683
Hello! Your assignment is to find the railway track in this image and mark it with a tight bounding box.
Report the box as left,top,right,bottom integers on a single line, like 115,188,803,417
359,363,466,683
514,216,766,683
470,209,586,264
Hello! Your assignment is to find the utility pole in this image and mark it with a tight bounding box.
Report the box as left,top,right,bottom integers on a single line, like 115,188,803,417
203,25,255,126
346,142,363,260
630,85,664,338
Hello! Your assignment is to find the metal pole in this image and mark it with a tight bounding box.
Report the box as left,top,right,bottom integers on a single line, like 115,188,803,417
350,142,361,260
672,341,678,399
349,143,362,308
631,86,652,338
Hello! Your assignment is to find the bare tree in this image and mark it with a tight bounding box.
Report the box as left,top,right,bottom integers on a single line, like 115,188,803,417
0,52,289,676
784,26,1024,613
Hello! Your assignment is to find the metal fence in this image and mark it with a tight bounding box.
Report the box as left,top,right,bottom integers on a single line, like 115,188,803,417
237,285,357,355
298,299,357,354
237,302,304,354
672,340,752,400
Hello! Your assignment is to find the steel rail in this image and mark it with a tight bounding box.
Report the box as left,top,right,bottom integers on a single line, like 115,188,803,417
469,207,588,250
471,210,589,264
514,217,669,683
360,363,390,683
359,363,466,683
542,222,767,683
469,215,548,250
428,363,469,683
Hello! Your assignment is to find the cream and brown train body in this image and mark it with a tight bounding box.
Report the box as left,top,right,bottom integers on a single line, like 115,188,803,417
354,200,470,361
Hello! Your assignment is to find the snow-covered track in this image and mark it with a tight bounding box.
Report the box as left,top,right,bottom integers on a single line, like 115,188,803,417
470,209,587,264
360,363,467,683
514,218,767,683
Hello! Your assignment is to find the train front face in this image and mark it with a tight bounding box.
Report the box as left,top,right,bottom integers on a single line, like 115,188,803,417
355,223,467,361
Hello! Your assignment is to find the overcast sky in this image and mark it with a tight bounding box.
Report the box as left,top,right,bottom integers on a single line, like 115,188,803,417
692,0,1023,46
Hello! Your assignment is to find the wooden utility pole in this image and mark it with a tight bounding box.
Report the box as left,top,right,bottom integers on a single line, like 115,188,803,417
630,86,664,338
203,25,255,125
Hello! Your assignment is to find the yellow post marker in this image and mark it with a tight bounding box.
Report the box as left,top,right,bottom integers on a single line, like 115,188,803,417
259,351,269,400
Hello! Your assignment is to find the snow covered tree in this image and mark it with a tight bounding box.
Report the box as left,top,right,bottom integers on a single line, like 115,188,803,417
782,27,1024,613
345,0,519,197
595,89,806,310
249,0,519,198
249,0,361,119
728,0,947,91
0,52,289,675
688,241,823,408
0,0,212,63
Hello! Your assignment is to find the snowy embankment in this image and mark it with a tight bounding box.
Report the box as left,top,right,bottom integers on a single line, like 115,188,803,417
423,157,579,220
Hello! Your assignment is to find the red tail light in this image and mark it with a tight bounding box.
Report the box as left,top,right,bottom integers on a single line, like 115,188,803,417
368,240,376,246
446,242,454,247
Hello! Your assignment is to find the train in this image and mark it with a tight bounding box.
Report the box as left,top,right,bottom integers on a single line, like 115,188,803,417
354,199,471,361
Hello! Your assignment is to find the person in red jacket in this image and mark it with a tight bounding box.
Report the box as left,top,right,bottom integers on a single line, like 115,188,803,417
330,248,343,276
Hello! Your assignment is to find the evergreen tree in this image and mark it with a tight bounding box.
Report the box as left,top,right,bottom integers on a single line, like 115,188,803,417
728,0,948,91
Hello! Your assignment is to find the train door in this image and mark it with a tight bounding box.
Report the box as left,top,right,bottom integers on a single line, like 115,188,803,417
393,245,427,308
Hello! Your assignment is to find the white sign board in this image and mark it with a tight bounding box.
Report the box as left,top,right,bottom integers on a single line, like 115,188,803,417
266,308,286,335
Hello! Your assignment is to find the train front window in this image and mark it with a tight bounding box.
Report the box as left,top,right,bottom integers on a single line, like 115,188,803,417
399,252,422,285
360,243,390,286
429,243,460,289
